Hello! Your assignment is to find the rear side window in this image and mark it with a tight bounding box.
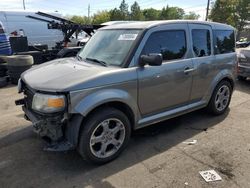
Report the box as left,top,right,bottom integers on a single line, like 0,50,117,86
142,30,186,61
192,29,211,57
214,30,235,54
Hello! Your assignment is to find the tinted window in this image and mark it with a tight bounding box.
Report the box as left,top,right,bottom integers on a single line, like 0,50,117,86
192,29,211,57
214,30,235,54
142,30,186,61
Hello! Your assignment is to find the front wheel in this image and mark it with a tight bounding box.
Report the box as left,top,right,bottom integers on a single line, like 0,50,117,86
207,80,232,115
78,108,131,164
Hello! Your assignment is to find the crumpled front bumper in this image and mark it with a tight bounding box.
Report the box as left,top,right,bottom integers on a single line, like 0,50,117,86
16,80,83,152
22,105,75,151
22,106,64,141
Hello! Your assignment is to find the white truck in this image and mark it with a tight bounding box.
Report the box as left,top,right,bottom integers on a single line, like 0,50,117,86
0,11,64,49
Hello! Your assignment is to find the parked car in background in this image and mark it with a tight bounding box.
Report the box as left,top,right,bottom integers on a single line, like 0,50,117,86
16,20,236,164
0,21,11,55
236,40,250,48
237,46,250,80
77,35,90,46
68,32,90,47
236,37,250,48
0,11,63,49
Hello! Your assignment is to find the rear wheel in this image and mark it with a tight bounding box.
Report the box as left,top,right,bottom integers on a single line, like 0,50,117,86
78,108,131,164
207,80,232,115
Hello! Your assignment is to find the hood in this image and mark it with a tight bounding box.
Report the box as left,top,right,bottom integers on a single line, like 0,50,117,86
21,58,118,92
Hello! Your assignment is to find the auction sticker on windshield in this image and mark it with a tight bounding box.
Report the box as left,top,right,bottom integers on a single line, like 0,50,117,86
118,34,138,41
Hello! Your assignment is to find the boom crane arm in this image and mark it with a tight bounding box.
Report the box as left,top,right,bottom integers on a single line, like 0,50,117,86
27,12,105,48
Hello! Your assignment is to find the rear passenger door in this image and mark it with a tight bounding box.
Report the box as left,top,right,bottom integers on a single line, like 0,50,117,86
136,23,194,116
188,24,215,102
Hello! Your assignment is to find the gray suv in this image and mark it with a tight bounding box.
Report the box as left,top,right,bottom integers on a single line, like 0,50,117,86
16,21,236,164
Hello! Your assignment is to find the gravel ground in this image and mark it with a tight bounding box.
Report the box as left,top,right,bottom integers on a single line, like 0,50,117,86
0,80,250,188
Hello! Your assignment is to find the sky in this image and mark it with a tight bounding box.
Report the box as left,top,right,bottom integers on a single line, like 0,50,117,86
0,0,210,20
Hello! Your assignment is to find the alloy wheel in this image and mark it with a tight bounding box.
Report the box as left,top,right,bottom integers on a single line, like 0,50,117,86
215,85,230,112
89,118,126,158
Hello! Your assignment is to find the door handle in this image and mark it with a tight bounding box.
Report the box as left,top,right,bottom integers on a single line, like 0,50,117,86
184,67,195,74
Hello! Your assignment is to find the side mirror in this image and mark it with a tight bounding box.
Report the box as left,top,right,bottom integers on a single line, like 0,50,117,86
139,53,163,66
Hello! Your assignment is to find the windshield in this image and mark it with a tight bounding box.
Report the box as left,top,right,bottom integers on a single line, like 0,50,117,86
78,29,141,66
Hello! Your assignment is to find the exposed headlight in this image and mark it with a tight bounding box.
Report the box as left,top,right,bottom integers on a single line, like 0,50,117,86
32,93,66,113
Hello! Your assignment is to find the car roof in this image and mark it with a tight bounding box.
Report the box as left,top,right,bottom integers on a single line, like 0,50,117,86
101,21,139,26
101,20,235,31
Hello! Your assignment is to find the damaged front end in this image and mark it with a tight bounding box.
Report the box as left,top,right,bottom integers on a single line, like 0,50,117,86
16,79,75,151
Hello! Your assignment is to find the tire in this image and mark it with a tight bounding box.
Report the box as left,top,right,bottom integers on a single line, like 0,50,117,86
17,51,43,64
6,55,34,66
7,65,32,73
0,70,7,77
0,63,7,71
0,64,7,77
237,75,247,81
7,71,22,78
10,77,19,85
6,55,33,84
28,44,48,51
7,71,21,84
0,56,8,64
78,107,131,164
207,80,232,115
0,77,8,88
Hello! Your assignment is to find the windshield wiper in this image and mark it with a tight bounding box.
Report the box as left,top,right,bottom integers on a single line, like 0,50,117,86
76,54,83,61
86,57,108,67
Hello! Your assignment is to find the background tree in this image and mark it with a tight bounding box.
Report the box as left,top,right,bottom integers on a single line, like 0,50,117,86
109,8,123,20
209,0,250,38
209,0,233,24
92,11,110,24
143,8,160,20
69,0,204,25
184,11,200,20
233,0,250,37
70,15,89,24
119,0,129,20
160,6,185,20
130,1,144,20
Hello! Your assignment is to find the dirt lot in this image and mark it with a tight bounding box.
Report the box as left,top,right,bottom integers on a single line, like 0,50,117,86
0,80,250,188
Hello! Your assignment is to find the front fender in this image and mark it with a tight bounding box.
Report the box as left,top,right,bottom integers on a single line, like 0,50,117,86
73,89,138,118
66,88,138,147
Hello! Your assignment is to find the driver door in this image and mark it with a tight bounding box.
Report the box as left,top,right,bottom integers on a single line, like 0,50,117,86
136,23,194,117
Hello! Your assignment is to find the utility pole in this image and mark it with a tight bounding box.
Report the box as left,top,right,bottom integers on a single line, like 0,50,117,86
88,4,90,23
23,0,26,10
205,0,210,21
